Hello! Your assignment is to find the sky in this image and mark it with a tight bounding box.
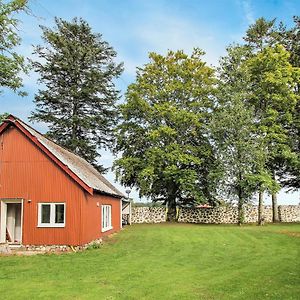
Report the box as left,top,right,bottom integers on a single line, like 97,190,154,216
1,0,300,204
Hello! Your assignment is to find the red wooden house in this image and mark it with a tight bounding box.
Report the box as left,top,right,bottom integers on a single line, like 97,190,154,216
0,115,124,246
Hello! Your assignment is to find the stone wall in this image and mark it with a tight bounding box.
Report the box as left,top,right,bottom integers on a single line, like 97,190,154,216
131,207,166,223
131,205,300,224
279,205,300,222
178,206,274,224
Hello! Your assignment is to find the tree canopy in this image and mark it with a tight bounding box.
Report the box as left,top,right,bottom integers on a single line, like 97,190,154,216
211,45,277,224
277,17,300,189
30,17,123,172
114,49,218,220
0,0,29,96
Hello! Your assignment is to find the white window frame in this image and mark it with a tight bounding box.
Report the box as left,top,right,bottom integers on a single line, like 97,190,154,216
37,203,66,228
101,205,112,232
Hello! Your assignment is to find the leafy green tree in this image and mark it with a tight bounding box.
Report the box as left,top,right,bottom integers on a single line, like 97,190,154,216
277,17,300,189
30,18,123,172
244,18,300,222
280,17,300,69
114,49,218,221
211,97,267,224
246,44,300,221
0,0,29,96
212,45,276,225
243,17,280,222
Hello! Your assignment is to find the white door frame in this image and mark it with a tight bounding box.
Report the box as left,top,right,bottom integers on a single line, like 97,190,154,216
0,199,24,244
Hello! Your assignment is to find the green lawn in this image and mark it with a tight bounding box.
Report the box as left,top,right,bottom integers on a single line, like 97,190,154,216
1,223,300,300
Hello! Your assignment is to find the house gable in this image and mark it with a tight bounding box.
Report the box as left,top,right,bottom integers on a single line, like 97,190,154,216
0,119,94,195
0,125,86,196
1,116,125,198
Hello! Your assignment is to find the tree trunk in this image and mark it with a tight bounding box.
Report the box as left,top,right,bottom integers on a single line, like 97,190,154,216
237,171,244,225
271,170,279,223
237,201,244,226
237,185,244,226
166,197,177,222
272,193,279,223
258,191,264,225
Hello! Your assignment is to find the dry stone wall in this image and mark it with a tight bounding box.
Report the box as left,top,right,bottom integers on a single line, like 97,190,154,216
131,205,300,224
178,206,274,224
131,207,166,223
279,205,300,222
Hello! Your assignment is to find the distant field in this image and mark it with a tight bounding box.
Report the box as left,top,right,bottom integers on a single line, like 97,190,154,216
0,223,299,300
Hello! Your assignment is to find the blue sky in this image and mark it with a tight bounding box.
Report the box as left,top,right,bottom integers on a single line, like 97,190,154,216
1,0,300,204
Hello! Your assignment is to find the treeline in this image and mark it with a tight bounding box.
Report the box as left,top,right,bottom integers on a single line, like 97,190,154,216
1,1,299,224
114,18,300,223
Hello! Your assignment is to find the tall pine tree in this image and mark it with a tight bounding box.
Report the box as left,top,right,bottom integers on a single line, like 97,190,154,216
31,18,123,172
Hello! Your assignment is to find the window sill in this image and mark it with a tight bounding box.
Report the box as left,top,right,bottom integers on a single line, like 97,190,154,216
101,226,113,233
37,224,65,228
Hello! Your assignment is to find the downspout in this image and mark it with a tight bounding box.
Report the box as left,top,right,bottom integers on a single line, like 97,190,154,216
120,198,123,229
129,200,132,225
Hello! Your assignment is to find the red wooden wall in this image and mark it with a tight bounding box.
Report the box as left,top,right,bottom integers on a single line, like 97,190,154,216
81,193,121,245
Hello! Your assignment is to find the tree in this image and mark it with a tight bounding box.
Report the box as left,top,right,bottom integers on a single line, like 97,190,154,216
212,45,276,225
277,17,300,189
114,49,218,221
246,44,300,222
244,18,300,222
243,17,280,223
211,96,267,224
30,18,123,172
0,0,29,96
244,17,277,51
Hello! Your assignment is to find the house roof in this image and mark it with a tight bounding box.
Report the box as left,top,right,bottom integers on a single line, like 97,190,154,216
0,115,124,198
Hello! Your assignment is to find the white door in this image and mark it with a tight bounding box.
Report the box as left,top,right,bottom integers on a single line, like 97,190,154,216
0,199,23,244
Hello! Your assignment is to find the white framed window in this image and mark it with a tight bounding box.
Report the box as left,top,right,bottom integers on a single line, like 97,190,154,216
38,203,65,228
102,205,112,232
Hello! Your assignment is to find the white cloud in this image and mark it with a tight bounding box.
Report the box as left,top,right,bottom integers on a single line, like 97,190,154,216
241,0,255,25
228,0,256,44
237,0,255,26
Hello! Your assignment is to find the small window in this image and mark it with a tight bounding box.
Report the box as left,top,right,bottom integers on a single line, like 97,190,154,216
41,204,51,224
102,205,112,232
38,203,65,227
55,204,65,224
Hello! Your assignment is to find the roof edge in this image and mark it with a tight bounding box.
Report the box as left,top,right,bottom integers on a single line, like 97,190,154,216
94,189,124,199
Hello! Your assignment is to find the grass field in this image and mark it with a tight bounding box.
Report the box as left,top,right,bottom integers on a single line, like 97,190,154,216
0,223,299,300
